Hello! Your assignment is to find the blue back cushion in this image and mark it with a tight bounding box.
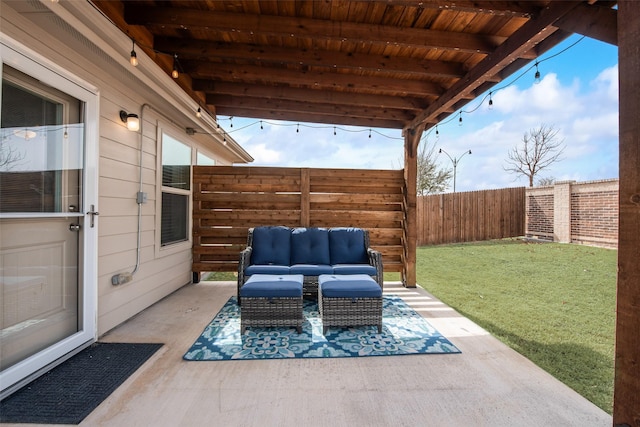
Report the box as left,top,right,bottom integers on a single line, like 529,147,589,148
290,228,330,265
329,227,368,264
250,226,291,265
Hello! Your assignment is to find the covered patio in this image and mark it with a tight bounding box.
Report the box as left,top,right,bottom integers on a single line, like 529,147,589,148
41,280,608,426
91,1,639,423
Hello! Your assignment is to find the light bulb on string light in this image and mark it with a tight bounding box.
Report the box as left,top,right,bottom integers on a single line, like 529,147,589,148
488,92,493,110
196,107,201,118
333,126,336,136
130,40,138,67
458,112,463,126
260,120,263,130
369,129,372,138
534,62,541,84
171,54,179,79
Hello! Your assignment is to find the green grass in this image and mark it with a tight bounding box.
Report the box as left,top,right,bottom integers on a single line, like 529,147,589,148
416,239,616,414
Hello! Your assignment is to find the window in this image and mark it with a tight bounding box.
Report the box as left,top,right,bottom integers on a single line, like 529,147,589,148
160,133,191,246
0,66,83,213
197,151,215,166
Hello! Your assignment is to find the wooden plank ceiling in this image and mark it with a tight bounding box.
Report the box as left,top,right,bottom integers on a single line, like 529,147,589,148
93,0,617,131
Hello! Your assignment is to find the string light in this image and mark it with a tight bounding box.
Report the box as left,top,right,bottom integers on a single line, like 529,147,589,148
296,123,300,133
229,117,233,128
424,36,586,141
171,54,179,79
130,40,138,67
368,129,372,138
196,107,202,118
260,120,263,130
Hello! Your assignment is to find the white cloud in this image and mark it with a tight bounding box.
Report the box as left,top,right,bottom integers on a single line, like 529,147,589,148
224,61,619,192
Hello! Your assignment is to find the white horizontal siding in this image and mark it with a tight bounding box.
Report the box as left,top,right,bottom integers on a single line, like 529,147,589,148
2,1,246,336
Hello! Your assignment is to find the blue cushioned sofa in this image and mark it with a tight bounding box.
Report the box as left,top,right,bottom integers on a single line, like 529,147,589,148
238,226,383,301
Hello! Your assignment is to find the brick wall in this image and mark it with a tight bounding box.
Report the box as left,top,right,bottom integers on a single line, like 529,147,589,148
526,189,554,241
525,179,618,249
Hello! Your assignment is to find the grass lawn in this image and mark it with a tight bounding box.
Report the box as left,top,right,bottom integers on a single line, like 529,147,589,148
416,239,616,414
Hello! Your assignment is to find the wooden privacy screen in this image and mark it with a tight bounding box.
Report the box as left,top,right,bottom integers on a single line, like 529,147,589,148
192,166,406,277
416,187,525,245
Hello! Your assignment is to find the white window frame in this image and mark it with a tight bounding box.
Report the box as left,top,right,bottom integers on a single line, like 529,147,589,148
155,124,193,257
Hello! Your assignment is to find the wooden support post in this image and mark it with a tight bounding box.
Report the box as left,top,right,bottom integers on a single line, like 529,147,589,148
300,168,310,227
402,125,423,287
614,1,640,424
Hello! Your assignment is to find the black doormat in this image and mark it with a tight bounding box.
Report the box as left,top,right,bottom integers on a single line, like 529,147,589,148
0,342,163,425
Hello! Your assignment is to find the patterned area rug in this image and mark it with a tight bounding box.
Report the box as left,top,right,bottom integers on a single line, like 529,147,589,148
183,295,460,360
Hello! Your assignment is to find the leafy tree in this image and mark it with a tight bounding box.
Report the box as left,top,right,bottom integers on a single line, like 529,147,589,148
417,140,452,195
504,124,565,187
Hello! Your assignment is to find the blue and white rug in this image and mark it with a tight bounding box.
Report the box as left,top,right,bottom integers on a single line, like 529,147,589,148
183,295,460,360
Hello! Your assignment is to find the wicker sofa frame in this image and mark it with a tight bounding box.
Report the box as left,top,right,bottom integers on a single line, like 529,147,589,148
237,227,383,301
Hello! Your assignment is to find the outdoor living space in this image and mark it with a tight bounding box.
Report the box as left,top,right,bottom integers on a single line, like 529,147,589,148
43,279,609,427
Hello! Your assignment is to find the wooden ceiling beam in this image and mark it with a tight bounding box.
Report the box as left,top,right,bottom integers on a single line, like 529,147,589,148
207,94,417,122
123,6,505,54
378,0,543,18
554,2,617,46
212,107,405,129
155,37,467,79
407,1,580,131
187,62,444,98
196,81,430,110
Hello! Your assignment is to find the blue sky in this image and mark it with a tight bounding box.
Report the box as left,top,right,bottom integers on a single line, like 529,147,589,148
220,35,619,192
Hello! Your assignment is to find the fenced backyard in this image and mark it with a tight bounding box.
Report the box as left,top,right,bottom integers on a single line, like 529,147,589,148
417,179,619,248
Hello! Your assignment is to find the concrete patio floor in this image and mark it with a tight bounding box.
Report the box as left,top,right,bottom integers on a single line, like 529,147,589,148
7,280,611,426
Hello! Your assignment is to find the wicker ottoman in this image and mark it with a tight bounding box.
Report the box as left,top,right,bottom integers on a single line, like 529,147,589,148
318,274,383,334
239,274,304,333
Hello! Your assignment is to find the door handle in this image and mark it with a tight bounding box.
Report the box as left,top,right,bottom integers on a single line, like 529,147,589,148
86,204,99,228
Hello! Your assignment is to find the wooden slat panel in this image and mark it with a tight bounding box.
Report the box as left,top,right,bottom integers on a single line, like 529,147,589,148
192,165,405,275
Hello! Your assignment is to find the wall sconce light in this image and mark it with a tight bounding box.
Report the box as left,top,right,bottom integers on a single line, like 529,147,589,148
120,110,140,132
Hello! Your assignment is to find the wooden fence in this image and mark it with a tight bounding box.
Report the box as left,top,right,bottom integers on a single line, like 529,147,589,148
192,166,406,277
416,187,525,245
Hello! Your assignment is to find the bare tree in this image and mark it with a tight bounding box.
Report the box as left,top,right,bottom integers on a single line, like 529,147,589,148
0,139,25,171
504,124,565,187
537,176,556,186
417,140,452,195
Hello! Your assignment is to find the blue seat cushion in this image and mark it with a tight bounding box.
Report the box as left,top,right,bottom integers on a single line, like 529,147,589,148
240,274,303,298
250,226,292,266
319,274,382,298
332,264,377,276
245,265,291,276
290,227,330,265
290,264,333,276
329,228,369,265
